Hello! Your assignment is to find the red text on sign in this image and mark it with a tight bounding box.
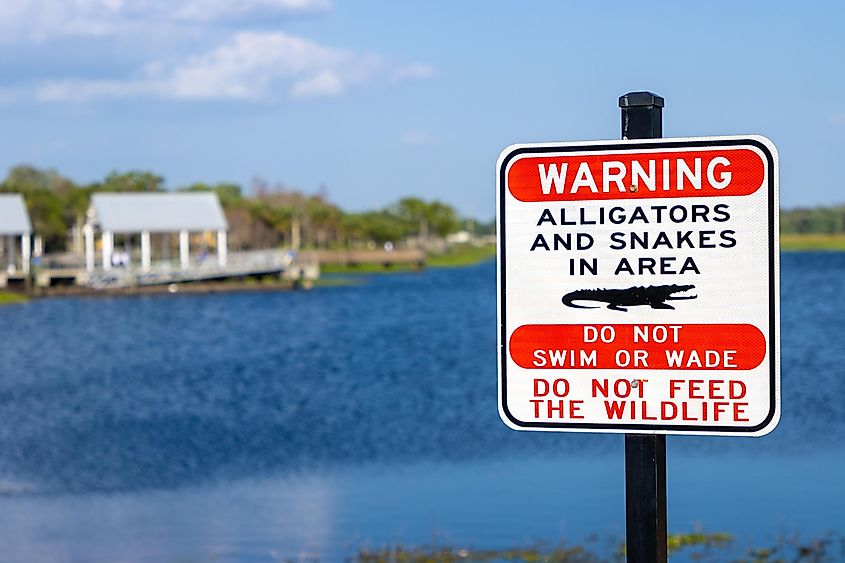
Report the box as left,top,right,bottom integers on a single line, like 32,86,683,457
507,148,765,202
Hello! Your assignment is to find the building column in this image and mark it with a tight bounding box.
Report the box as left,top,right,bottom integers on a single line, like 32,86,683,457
217,230,227,267
102,231,113,271
84,224,95,272
21,234,30,274
141,231,151,272
179,230,190,270
71,223,83,255
6,236,13,271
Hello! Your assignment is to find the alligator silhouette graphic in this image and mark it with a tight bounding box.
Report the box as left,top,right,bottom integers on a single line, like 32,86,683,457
562,284,697,312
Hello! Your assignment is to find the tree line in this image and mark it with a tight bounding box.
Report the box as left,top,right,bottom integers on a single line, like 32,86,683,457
780,205,845,235
0,165,494,253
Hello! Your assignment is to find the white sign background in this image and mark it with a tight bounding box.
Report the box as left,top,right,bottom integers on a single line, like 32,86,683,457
497,136,779,436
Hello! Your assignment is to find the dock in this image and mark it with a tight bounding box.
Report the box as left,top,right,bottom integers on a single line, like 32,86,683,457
34,250,318,290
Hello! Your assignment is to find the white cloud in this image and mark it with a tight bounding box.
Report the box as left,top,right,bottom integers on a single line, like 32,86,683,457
0,0,331,42
159,32,354,99
393,63,437,82
290,70,345,99
173,0,332,22
0,0,123,41
1,1,434,104
34,31,414,102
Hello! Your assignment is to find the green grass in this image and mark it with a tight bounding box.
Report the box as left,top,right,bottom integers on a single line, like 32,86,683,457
427,244,496,268
320,262,422,275
0,292,27,305
319,244,496,275
780,233,845,250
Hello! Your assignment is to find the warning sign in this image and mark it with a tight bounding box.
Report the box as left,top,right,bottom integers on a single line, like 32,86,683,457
496,136,779,436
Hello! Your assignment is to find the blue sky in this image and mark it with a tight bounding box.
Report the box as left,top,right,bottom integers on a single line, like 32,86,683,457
0,0,842,219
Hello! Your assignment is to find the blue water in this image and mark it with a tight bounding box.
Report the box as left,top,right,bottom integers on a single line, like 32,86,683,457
0,253,843,561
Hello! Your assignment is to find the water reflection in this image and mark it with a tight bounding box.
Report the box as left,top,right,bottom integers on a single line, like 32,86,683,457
0,450,841,561
0,255,842,560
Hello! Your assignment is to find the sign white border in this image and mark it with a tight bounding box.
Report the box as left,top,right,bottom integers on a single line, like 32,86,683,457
496,135,780,436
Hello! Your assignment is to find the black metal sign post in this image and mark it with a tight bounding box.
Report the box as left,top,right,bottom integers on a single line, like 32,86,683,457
619,91,668,563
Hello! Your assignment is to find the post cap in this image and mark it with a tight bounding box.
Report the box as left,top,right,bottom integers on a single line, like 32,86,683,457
618,91,664,108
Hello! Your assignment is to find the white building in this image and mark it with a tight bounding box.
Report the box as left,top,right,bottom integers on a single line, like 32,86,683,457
0,194,32,277
84,192,229,272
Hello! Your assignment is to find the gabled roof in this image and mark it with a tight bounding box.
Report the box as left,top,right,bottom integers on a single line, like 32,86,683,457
90,192,228,233
0,194,32,235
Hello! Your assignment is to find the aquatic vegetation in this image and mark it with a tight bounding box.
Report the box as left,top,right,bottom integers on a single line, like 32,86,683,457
350,532,842,563
0,292,27,305
356,543,599,562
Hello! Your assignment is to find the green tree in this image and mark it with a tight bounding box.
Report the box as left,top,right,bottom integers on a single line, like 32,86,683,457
97,171,164,192
393,197,429,237
781,205,845,234
425,200,459,236
355,211,409,244
1,165,74,251
181,182,243,206
391,197,460,239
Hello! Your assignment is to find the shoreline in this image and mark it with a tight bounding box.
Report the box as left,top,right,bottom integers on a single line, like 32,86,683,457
351,530,838,562
321,244,497,275
780,233,845,251
36,280,305,299
1,241,840,303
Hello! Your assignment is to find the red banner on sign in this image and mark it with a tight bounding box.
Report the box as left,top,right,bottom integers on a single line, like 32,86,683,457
509,324,766,370
507,148,765,202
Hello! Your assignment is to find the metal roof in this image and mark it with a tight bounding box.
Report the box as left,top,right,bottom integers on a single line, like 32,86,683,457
0,194,32,235
91,193,228,233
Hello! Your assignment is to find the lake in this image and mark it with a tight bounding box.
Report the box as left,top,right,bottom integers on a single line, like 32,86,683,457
0,253,843,561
